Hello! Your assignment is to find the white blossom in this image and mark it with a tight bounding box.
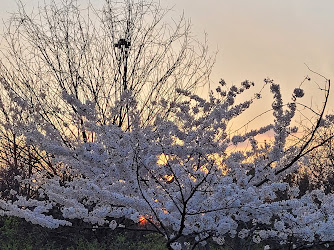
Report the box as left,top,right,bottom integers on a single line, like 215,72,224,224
0,77,332,249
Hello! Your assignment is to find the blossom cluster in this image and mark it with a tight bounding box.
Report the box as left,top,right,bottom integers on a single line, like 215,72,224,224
0,78,333,249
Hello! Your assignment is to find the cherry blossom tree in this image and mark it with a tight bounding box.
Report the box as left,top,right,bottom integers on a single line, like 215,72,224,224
0,71,333,249
0,0,213,130
0,0,213,199
0,1,333,250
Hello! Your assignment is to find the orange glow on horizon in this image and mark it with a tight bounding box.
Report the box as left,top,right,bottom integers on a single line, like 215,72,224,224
164,174,174,183
138,216,148,226
157,154,169,165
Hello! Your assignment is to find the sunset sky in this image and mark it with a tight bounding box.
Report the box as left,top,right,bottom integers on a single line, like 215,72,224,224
166,0,334,133
0,0,333,131
165,0,334,84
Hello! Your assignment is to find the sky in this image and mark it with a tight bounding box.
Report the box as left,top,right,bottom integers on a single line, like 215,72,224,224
0,0,333,132
164,0,334,133
163,0,334,83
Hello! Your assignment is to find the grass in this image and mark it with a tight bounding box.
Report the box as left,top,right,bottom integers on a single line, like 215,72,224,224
1,216,330,249
0,216,167,250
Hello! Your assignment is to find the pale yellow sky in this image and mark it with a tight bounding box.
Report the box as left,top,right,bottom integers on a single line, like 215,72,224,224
0,0,333,130
164,0,334,83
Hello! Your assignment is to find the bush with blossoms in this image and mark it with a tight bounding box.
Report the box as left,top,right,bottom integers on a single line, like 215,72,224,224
0,72,333,249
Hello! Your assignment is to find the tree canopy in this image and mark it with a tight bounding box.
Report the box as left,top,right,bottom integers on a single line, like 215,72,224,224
0,1,333,250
